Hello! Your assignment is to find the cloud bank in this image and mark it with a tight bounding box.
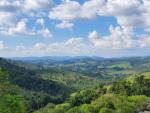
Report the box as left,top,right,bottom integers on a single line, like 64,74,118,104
0,0,150,57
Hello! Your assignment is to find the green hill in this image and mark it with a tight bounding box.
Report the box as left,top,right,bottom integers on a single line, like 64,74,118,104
34,75,150,113
0,58,71,112
1,57,150,113
14,56,150,83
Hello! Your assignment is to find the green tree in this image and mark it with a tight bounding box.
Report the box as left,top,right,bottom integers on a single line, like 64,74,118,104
99,108,114,113
69,89,99,106
0,68,27,113
92,94,135,113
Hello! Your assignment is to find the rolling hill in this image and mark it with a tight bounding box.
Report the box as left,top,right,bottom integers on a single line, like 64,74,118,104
1,56,150,113
0,58,72,112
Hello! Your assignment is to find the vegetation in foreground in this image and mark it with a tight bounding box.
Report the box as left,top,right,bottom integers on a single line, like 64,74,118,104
0,68,26,113
34,75,150,113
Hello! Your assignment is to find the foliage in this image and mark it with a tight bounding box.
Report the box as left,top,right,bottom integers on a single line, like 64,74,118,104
0,68,27,113
109,75,150,96
69,89,99,106
1,57,150,113
66,104,95,113
34,76,150,113
92,94,135,113
0,58,72,112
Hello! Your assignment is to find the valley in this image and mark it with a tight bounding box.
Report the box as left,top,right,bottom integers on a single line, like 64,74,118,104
0,56,150,113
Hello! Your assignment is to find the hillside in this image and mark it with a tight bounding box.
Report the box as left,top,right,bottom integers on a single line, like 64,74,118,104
1,56,150,113
34,75,150,113
0,58,72,112
12,56,150,83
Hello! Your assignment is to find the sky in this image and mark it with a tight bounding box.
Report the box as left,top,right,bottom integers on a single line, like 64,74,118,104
0,0,150,57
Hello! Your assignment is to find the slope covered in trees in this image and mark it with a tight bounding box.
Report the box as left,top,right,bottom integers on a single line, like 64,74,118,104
34,76,150,113
13,56,150,83
0,58,72,112
0,68,27,113
0,57,150,113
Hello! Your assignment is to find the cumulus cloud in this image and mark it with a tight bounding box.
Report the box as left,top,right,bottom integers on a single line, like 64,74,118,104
88,25,150,49
36,18,45,27
0,11,15,27
36,18,53,38
56,21,74,29
24,0,54,11
98,0,150,31
43,38,88,56
49,0,104,20
49,0,150,32
3,19,35,36
7,20,27,36
1,37,93,57
0,41,5,49
81,0,105,19
49,0,105,29
0,0,21,12
49,1,81,21
34,43,46,50
0,18,52,38
1,36,150,57
139,36,150,48
1,0,150,57
0,0,54,37
16,45,26,51
38,28,53,38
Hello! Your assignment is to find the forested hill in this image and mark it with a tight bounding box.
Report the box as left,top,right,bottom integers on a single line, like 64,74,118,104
0,57,72,112
11,56,150,74
0,56,150,113
11,56,150,83
34,74,150,113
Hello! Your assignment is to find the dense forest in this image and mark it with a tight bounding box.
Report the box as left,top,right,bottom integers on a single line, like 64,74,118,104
0,57,150,113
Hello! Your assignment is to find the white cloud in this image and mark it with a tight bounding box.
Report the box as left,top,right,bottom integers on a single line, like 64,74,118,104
0,0,21,12
1,37,93,56
34,43,46,50
1,0,150,57
7,20,27,36
36,18,45,27
16,45,26,51
0,11,15,27
1,18,53,38
1,36,150,57
49,0,104,29
49,1,81,21
49,0,150,32
98,0,150,31
38,28,53,38
88,25,150,49
81,0,105,19
36,18,53,38
140,36,150,48
0,41,5,49
0,0,54,37
98,0,141,16
49,0,104,21
39,37,93,56
56,21,74,29
0,11,17,36
4,19,35,36
24,0,54,11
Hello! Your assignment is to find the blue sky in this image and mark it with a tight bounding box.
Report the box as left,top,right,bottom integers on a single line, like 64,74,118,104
0,0,150,57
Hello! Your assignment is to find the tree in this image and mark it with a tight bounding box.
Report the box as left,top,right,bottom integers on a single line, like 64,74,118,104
69,89,99,106
0,68,27,113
